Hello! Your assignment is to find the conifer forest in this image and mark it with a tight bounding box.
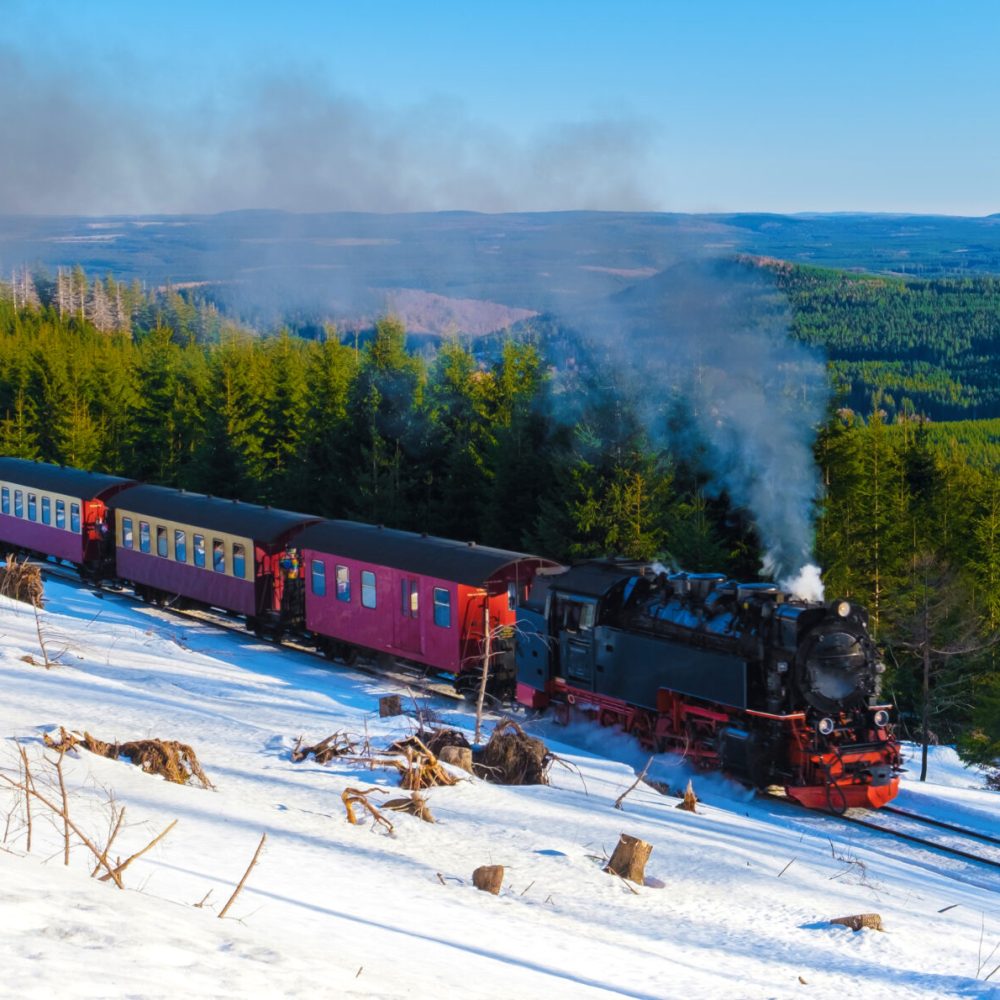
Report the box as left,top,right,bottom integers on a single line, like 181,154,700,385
1,261,997,772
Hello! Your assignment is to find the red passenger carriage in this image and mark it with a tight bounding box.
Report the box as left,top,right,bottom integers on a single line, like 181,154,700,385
0,458,134,576
109,484,320,621
296,521,558,693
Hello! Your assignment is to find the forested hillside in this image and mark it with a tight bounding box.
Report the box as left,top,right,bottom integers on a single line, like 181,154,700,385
0,271,996,771
763,260,1000,421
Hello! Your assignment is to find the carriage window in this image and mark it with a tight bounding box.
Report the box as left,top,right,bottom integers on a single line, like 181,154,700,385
336,565,350,602
55,499,65,528
232,543,246,579
174,529,186,563
139,521,150,553
433,588,451,628
507,581,517,610
70,503,80,533
41,496,51,525
311,559,326,596
122,517,134,549
27,493,36,521
0,487,8,515
193,534,205,568
156,525,168,557
212,539,225,573
361,570,376,609
14,490,23,518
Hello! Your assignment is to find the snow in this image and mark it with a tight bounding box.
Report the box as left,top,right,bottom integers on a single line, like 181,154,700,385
0,579,998,999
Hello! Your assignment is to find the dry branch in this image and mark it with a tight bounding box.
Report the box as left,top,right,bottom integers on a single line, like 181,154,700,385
341,787,394,832
291,732,357,764
218,833,267,919
383,791,435,823
98,819,177,883
614,756,654,810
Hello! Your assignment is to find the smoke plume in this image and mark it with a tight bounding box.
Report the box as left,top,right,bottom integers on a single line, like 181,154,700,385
568,257,829,584
0,51,659,216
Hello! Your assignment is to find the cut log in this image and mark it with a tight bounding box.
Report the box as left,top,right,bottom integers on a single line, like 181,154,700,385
472,864,504,895
379,695,403,718
604,833,652,885
439,745,474,773
830,913,883,931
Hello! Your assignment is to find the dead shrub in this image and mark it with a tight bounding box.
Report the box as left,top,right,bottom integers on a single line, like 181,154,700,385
384,791,435,823
473,719,552,786
291,732,357,764
44,727,213,789
0,555,43,607
383,736,459,791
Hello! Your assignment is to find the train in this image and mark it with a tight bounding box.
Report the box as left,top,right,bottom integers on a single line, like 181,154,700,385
0,457,901,811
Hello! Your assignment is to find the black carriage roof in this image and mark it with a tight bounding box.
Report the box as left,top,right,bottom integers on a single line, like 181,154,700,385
295,520,553,586
544,560,649,598
0,458,135,498
112,484,320,544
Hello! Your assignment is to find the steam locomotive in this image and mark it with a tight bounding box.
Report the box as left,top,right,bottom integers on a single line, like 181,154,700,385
515,562,902,811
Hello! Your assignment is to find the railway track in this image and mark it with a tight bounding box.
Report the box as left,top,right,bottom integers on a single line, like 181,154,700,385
37,561,470,707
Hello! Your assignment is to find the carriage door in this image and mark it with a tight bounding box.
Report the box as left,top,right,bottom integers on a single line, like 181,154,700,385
556,596,597,691
394,576,423,655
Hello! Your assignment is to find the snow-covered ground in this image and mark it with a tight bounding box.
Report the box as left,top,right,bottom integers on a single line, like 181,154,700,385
0,579,997,999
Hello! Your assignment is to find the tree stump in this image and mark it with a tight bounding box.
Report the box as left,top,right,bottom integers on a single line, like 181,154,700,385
830,913,883,931
604,833,653,885
675,779,698,812
439,745,474,773
379,695,403,718
472,865,504,895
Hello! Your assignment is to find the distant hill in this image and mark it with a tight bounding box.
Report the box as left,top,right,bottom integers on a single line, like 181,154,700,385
3,210,1000,335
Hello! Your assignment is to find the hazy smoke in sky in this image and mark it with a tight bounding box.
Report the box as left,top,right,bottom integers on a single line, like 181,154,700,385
568,259,829,583
0,50,659,216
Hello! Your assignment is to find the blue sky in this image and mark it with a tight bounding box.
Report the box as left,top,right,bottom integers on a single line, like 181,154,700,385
3,0,998,215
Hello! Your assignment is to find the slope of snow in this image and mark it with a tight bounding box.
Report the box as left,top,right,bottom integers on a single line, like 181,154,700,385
0,580,997,999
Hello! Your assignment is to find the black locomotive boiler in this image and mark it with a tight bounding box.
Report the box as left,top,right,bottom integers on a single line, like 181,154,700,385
515,561,902,811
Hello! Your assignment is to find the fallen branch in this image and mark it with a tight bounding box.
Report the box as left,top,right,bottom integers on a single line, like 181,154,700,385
614,756,654,810
98,819,177,883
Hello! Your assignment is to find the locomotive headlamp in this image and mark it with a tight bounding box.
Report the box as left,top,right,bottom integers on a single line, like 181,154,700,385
836,601,851,618
817,717,836,736
873,709,890,727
